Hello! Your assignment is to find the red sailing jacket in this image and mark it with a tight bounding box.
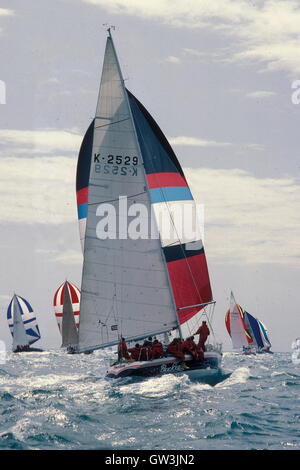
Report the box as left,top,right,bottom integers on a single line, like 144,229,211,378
196,324,210,341
128,346,141,361
151,342,164,359
182,339,204,361
118,339,130,360
166,341,185,361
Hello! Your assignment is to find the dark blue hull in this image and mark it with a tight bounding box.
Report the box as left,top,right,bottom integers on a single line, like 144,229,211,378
13,347,44,353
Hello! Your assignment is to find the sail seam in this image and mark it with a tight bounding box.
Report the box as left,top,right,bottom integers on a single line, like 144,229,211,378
88,191,146,205
94,117,130,129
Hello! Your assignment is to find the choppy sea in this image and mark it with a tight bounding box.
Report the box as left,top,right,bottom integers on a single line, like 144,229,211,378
0,351,299,451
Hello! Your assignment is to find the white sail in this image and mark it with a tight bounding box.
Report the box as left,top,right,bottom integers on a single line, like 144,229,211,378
12,295,29,350
78,34,179,352
292,338,300,350
229,292,249,349
62,282,79,348
292,338,300,364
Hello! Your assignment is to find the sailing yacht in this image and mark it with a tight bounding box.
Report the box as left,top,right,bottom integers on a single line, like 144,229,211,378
291,338,300,364
53,281,80,351
244,312,272,354
7,294,43,353
225,292,272,354
225,292,255,354
75,30,222,379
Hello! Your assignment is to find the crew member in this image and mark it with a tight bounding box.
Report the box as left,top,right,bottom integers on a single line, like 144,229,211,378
182,336,204,362
167,338,189,369
128,343,141,361
139,342,152,361
143,336,153,346
167,338,184,360
118,337,130,361
151,339,164,359
195,321,210,352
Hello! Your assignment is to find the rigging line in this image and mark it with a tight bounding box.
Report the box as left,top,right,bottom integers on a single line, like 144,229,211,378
113,283,121,335
94,117,130,129
88,191,147,206
202,305,216,342
95,298,105,346
103,292,118,326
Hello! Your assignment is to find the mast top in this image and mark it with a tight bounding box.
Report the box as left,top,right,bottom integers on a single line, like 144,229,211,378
102,24,115,38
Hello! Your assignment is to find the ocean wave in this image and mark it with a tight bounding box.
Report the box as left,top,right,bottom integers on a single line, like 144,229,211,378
0,351,297,450
215,367,250,388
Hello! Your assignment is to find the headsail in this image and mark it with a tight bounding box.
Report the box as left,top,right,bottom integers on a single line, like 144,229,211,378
127,91,212,324
77,33,180,352
76,121,94,251
257,319,271,350
225,292,253,349
243,311,271,351
11,296,28,350
53,281,80,336
243,311,263,349
61,282,79,347
7,295,41,347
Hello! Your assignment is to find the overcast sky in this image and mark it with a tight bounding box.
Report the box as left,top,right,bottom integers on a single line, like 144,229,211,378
0,0,299,352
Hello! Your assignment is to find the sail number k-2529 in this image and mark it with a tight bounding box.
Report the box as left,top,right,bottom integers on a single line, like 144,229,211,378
94,153,138,177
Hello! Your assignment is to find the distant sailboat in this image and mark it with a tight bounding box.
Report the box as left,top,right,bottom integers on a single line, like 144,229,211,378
7,295,43,353
291,338,300,364
75,30,222,380
225,291,255,354
53,281,80,351
244,312,272,354
225,292,272,354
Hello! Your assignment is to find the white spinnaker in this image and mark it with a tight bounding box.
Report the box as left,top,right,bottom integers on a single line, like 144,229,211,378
78,35,178,352
292,338,300,349
229,292,248,349
12,296,28,350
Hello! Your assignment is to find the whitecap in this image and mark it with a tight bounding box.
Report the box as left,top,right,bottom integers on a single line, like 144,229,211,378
215,367,250,388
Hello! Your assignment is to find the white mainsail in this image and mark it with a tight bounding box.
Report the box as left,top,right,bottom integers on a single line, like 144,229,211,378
61,282,79,348
78,33,179,352
12,295,29,350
